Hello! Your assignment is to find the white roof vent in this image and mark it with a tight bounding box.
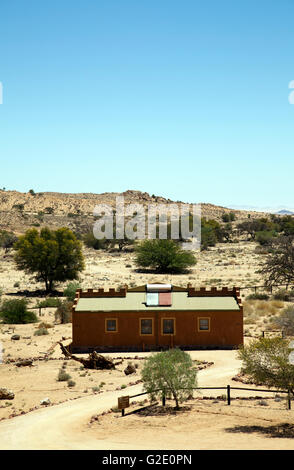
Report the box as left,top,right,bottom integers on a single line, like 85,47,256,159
146,284,172,292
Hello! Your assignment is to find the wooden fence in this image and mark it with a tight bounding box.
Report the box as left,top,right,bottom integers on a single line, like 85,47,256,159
118,385,293,416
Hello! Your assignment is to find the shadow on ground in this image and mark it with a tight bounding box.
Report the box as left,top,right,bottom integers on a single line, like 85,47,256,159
226,423,294,439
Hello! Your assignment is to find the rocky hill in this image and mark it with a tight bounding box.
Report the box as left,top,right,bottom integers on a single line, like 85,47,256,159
0,189,269,235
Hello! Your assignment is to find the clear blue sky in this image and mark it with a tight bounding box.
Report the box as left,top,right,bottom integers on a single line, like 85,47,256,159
0,0,294,210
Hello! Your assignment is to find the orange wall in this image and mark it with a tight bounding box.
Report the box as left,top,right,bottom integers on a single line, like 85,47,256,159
72,309,243,352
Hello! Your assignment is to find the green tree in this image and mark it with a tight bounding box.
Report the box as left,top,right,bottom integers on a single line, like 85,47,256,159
0,299,37,324
14,227,85,293
238,337,294,395
135,239,196,273
141,348,197,409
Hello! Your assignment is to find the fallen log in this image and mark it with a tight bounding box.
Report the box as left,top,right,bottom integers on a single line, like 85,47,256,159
58,342,121,369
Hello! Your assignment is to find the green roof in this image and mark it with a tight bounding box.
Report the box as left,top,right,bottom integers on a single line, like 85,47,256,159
75,292,240,312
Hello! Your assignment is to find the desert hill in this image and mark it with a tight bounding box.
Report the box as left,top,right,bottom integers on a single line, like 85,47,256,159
0,189,269,235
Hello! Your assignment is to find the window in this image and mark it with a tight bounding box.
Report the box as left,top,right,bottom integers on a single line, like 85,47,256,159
198,317,210,332
140,318,153,335
105,318,117,332
162,318,175,335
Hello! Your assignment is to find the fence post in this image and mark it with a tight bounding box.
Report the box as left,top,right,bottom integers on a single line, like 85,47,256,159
227,385,231,405
162,391,166,407
288,391,291,410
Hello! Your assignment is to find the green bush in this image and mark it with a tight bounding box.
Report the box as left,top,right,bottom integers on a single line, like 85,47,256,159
246,293,270,301
63,281,81,301
57,369,72,382
83,231,110,250
36,298,62,308
135,239,196,273
67,380,76,387
34,327,49,336
0,299,38,324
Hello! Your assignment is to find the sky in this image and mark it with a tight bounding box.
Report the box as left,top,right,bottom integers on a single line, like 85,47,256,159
0,0,294,211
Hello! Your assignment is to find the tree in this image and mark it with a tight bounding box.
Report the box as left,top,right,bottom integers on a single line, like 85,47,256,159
0,299,37,324
135,239,196,273
272,305,294,335
261,235,294,286
238,337,294,395
0,230,18,253
141,348,197,409
14,227,85,293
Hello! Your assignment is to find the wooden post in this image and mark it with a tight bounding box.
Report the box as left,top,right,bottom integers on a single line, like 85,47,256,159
227,385,231,405
162,391,166,407
288,391,291,410
121,408,125,417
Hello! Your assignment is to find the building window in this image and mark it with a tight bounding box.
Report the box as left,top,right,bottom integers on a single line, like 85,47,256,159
198,317,210,332
140,318,153,335
162,318,175,335
105,319,117,332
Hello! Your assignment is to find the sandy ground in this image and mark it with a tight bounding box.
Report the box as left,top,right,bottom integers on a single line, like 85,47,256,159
1,348,294,450
0,241,293,450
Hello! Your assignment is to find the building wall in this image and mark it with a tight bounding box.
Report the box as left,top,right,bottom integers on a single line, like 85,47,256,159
71,308,243,352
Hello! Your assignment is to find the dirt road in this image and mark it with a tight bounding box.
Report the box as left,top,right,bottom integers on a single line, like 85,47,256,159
0,350,249,450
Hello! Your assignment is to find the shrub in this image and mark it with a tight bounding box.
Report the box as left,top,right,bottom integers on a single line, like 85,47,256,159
67,380,76,388
0,299,37,324
34,327,49,336
54,300,73,324
38,321,54,329
63,281,81,301
246,293,270,301
272,305,294,335
273,289,294,302
36,298,62,308
83,232,110,250
57,369,72,382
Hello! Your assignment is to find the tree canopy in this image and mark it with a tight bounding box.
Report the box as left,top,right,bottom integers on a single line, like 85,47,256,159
141,348,197,409
14,227,85,293
135,239,196,273
238,337,294,395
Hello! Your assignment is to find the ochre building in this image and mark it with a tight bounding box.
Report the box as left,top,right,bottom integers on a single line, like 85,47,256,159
71,283,243,353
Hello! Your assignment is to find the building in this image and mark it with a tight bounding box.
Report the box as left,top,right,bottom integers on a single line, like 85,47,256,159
71,283,243,353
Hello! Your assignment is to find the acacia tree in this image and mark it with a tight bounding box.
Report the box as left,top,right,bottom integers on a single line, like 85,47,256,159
135,239,196,273
238,337,294,395
261,235,294,286
141,348,197,409
14,227,85,293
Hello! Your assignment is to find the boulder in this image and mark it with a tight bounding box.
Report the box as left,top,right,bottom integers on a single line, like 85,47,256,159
0,388,15,400
11,334,20,341
16,359,33,367
40,398,51,406
124,364,136,375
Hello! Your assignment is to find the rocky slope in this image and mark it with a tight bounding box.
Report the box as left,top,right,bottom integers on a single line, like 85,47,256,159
0,189,268,235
